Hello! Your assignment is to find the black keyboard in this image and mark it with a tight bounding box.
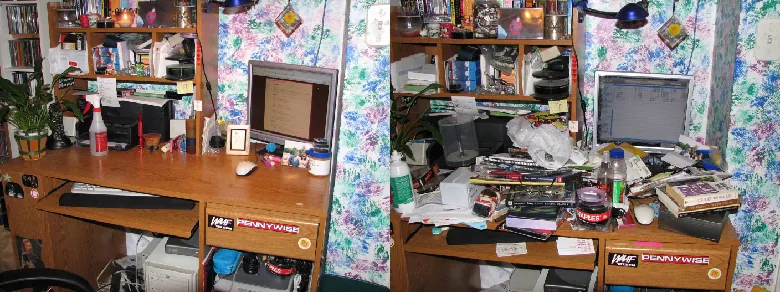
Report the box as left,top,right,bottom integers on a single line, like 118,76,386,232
59,193,196,210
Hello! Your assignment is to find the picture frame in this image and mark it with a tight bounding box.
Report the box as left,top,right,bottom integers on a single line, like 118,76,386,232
226,125,250,156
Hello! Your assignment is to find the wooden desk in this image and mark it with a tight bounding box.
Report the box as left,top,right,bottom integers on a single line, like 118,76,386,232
1,147,330,291
391,208,740,292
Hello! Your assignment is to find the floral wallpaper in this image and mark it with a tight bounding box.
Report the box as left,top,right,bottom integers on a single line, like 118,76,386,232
582,0,717,143
705,0,739,155
219,0,390,285
323,0,391,286
218,0,345,124
726,0,780,290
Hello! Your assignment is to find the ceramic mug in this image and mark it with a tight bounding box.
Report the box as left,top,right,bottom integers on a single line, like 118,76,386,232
79,14,89,28
87,14,100,28
427,23,441,38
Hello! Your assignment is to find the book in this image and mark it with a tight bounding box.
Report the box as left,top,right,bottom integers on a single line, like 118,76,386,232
504,226,554,241
507,206,561,230
656,188,740,218
506,185,574,207
472,168,581,184
665,178,739,208
508,205,560,220
407,64,437,82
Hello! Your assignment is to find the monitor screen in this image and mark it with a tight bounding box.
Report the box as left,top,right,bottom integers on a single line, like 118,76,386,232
594,72,692,149
248,61,338,145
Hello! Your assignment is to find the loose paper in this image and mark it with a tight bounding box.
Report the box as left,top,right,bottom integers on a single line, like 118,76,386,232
568,121,578,132
97,77,119,107
451,96,479,116
177,81,194,94
193,100,203,112
548,99,567,114
627,155,652,180
661,151,695,168
556,237,595,255
464,221,487,230
264,79,312,139
496,242,528,257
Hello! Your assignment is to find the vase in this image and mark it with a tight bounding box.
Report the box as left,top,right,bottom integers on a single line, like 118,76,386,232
47,110,72,150
14,130,48,160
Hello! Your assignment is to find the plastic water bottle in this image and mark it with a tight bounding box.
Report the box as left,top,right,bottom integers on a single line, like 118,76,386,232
606,148,627,204
390,151,415,214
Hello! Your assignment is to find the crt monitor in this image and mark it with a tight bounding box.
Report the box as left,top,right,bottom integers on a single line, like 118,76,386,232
248,61,339,145
592,71,694,152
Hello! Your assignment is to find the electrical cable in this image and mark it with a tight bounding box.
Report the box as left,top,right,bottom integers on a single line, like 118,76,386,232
313,0,328,67
196,35,219,121
685,0,701,75
134,234,143,287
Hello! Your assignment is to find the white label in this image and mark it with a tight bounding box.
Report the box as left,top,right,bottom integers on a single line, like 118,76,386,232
193,100,203,112
496,242,527,257
568,121,579,132
755,19,780,61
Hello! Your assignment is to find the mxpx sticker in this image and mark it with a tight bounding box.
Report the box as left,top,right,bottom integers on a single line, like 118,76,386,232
237,218,300,234
608,253,639,268
642,254,710,265
208,215,234,231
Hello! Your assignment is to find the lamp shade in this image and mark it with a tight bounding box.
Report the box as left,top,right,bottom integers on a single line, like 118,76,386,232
616,3,649,22
221,0,254,7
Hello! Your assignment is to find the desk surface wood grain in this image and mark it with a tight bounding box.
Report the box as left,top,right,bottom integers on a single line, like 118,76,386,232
1,148,331,217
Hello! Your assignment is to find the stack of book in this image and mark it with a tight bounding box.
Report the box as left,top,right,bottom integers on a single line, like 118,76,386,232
655,176,740,241
470,169,579,240
403,64,437,92
656,177,740,218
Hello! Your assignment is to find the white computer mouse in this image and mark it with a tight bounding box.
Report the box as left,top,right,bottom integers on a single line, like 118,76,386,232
634,204,655,225
236,161,258,176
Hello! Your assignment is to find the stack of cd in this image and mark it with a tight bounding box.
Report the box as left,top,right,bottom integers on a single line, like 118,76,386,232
531,55,569,101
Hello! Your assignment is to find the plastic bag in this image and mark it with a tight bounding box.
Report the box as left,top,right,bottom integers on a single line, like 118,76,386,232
506,116,573,170
523,50,543,96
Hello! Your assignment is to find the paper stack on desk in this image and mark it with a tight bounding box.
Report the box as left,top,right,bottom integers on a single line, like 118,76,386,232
556,237,595,255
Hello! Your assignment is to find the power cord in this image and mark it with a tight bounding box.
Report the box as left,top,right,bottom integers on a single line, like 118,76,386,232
196,36,219,121
313,0,328,67
685,0,701,75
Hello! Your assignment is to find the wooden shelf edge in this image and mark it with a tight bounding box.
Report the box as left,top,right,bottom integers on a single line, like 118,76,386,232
393,92,574,103
36,186,199,238
67,74,196,84
391,37,573,46
11,34,39,39
59,27,197,33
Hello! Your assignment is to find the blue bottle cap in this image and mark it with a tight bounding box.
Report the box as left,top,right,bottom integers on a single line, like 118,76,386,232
266,142,277,153
609,148,624,159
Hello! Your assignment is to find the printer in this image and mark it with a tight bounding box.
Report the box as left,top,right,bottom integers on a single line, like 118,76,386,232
76,97,174,151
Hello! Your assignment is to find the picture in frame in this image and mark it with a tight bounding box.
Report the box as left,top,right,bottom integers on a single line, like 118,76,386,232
226,125,250,155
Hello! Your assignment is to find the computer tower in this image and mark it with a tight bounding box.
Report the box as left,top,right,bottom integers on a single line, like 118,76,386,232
144,237,199,292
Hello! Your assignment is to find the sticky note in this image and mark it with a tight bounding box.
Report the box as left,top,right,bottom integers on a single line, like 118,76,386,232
177,81,194,94
548,99,568,114
568,121,579,132
193,100,203,112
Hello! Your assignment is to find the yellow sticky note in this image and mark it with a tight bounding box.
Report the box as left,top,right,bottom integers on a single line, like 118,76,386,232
548,99,568,114
619,142,649,158
177,81,194,94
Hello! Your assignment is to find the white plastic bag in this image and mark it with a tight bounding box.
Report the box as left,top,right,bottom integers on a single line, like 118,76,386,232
506,116,573,170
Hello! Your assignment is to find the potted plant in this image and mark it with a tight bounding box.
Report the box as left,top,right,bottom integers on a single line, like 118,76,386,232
0,59,83,160
390,84,443,161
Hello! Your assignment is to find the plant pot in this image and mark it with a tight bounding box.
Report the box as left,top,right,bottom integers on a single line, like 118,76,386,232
14,130,48,160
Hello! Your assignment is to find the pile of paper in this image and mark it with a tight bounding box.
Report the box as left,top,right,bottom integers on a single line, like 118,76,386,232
404,204,486,227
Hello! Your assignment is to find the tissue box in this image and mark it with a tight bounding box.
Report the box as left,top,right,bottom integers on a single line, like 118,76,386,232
440,168,484,208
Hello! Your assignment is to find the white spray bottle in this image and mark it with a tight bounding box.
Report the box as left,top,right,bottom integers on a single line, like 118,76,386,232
85,95,108,156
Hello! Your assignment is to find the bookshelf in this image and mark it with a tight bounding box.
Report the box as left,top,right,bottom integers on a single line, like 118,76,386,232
390,7,581,139
45,2,211,155
0,0,53,83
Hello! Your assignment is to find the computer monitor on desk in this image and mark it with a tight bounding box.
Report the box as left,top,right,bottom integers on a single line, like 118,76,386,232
593,71,694,153
248,61,339,145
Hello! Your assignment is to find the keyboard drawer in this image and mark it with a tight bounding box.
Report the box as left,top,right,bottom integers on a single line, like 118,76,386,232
205,203,320,261
605,240,731,290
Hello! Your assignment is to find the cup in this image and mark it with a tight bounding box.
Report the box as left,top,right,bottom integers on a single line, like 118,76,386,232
427,23,441,38
79,14,90,28
88,14,100,28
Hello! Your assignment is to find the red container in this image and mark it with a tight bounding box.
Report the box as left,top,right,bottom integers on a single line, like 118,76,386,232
79,14,90,28
441,23,454,38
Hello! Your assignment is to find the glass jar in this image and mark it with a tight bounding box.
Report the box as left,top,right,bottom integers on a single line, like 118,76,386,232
396,16,423,37
575,187,611,231
473,0,500,38
57,9,79,28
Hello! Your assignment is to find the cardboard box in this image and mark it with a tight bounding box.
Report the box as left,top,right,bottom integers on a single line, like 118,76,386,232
440,168,484,208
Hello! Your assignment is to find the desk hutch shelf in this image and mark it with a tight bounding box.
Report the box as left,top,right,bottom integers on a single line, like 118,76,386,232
390,8,580,125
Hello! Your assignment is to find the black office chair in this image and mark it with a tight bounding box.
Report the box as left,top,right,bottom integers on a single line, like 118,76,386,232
0,268,93,292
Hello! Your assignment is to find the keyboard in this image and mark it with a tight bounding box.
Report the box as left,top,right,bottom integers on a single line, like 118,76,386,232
71,183,156,197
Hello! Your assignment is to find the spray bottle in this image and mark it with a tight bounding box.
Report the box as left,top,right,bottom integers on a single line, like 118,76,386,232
85,95,108,156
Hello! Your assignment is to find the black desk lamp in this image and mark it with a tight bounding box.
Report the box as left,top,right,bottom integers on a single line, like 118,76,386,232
575,0,650,28
205,0,256,13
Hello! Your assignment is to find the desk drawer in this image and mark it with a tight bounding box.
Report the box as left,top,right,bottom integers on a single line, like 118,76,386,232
206,203,319,261
605,240,731,290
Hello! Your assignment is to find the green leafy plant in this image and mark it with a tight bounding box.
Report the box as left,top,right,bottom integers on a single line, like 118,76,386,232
0,58,83,134
390,84,443,160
